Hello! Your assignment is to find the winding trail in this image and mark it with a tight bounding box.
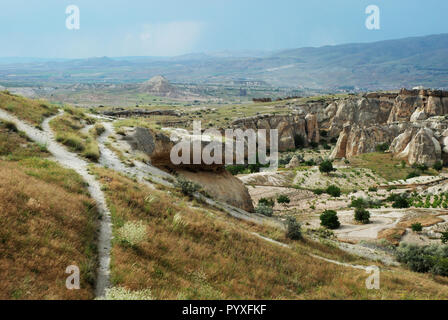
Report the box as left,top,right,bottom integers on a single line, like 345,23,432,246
0,109,112,298
96,121,282,227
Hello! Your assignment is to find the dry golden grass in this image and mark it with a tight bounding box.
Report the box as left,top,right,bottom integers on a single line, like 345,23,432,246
0,126,98,299
93,166,448,300
398,216,445,229
50,110,100,162
0,91,58,125
378,228,407,245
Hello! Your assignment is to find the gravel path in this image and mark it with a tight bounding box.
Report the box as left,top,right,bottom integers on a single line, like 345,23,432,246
0,109,112,298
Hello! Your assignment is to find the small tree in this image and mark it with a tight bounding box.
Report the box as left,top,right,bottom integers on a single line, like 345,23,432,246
277,194,290,205
411,223,423,232
433,161,443,171
354,207,370,224
258,197,275,208
286,216,302,240
326,185,341,197
392,195,409,209
375,143,389,153
319,160,335,175
320,210,340,229
441,232,448,244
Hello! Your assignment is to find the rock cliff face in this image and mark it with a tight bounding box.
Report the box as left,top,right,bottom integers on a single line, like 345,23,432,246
231,113,320,152
124,127,255,212
232,89,448,166
325,89,448,165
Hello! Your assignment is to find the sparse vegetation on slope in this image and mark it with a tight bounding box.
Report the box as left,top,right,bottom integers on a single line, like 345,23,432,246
0,91,58,126
0,123,98,299
93,166,448,299
50,108,100,162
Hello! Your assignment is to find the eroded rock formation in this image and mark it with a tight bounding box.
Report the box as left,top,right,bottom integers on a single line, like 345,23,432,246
123,126,255,212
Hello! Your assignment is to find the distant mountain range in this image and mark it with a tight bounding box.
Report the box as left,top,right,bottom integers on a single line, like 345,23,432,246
1,33,447,90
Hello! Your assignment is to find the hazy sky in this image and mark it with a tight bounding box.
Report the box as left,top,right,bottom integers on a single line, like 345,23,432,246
1,0,448,58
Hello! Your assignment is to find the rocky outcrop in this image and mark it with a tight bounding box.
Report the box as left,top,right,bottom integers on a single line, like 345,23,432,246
139,75,179,97
231,113,319,151
305,114,319,143
330,124,400,159
286,155,300,169
407,128,441,166
103,109,181,118
124,127,254,212
177,168,254,212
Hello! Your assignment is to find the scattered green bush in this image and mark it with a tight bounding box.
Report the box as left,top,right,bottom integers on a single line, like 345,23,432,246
175,177,201,196
354,207,370,224
255,204,273,217
375,142,390,153
433,161,444,171
277,194,290,205
258,197,275,208
326,185,341,197
4,121,18,132
391,195,410,209
350,197,381,209
320,210,340,229
411,223,423,232
285,216,302,240
396,243,448,276
406,171,420,180
368,186,378,192
313,188,325,195
319,160,335,175
441,232,448,244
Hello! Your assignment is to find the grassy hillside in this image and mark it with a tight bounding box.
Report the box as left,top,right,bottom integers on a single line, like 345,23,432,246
0,90,58,126
49,108,101,162
93,166,448,299
0,121,98,299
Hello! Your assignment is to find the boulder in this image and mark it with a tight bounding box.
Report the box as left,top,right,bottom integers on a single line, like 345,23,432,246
286,155,300,169
410,108,427,121
407,128,441,166
305,113,320,144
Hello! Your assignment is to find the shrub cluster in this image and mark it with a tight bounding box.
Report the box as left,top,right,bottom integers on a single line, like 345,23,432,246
175,177,201,196
277,194,290,204
354,207,370,224
285,216,302,240
396,243,448,276
255,204,273,217
319,160,335,175
258,197,275,208
320,210,340,229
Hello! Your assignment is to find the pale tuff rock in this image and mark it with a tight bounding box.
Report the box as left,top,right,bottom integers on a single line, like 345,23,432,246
407,128,441,166
389,128,417,157
124,127,254,212
331,124,399,159
232,114,308,151
425,96,444,116
330,124,351,159
410,108,427,122
305,113,320,144
286,155,300,169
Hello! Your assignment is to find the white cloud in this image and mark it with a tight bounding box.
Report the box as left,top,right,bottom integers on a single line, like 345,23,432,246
124,21,204,56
